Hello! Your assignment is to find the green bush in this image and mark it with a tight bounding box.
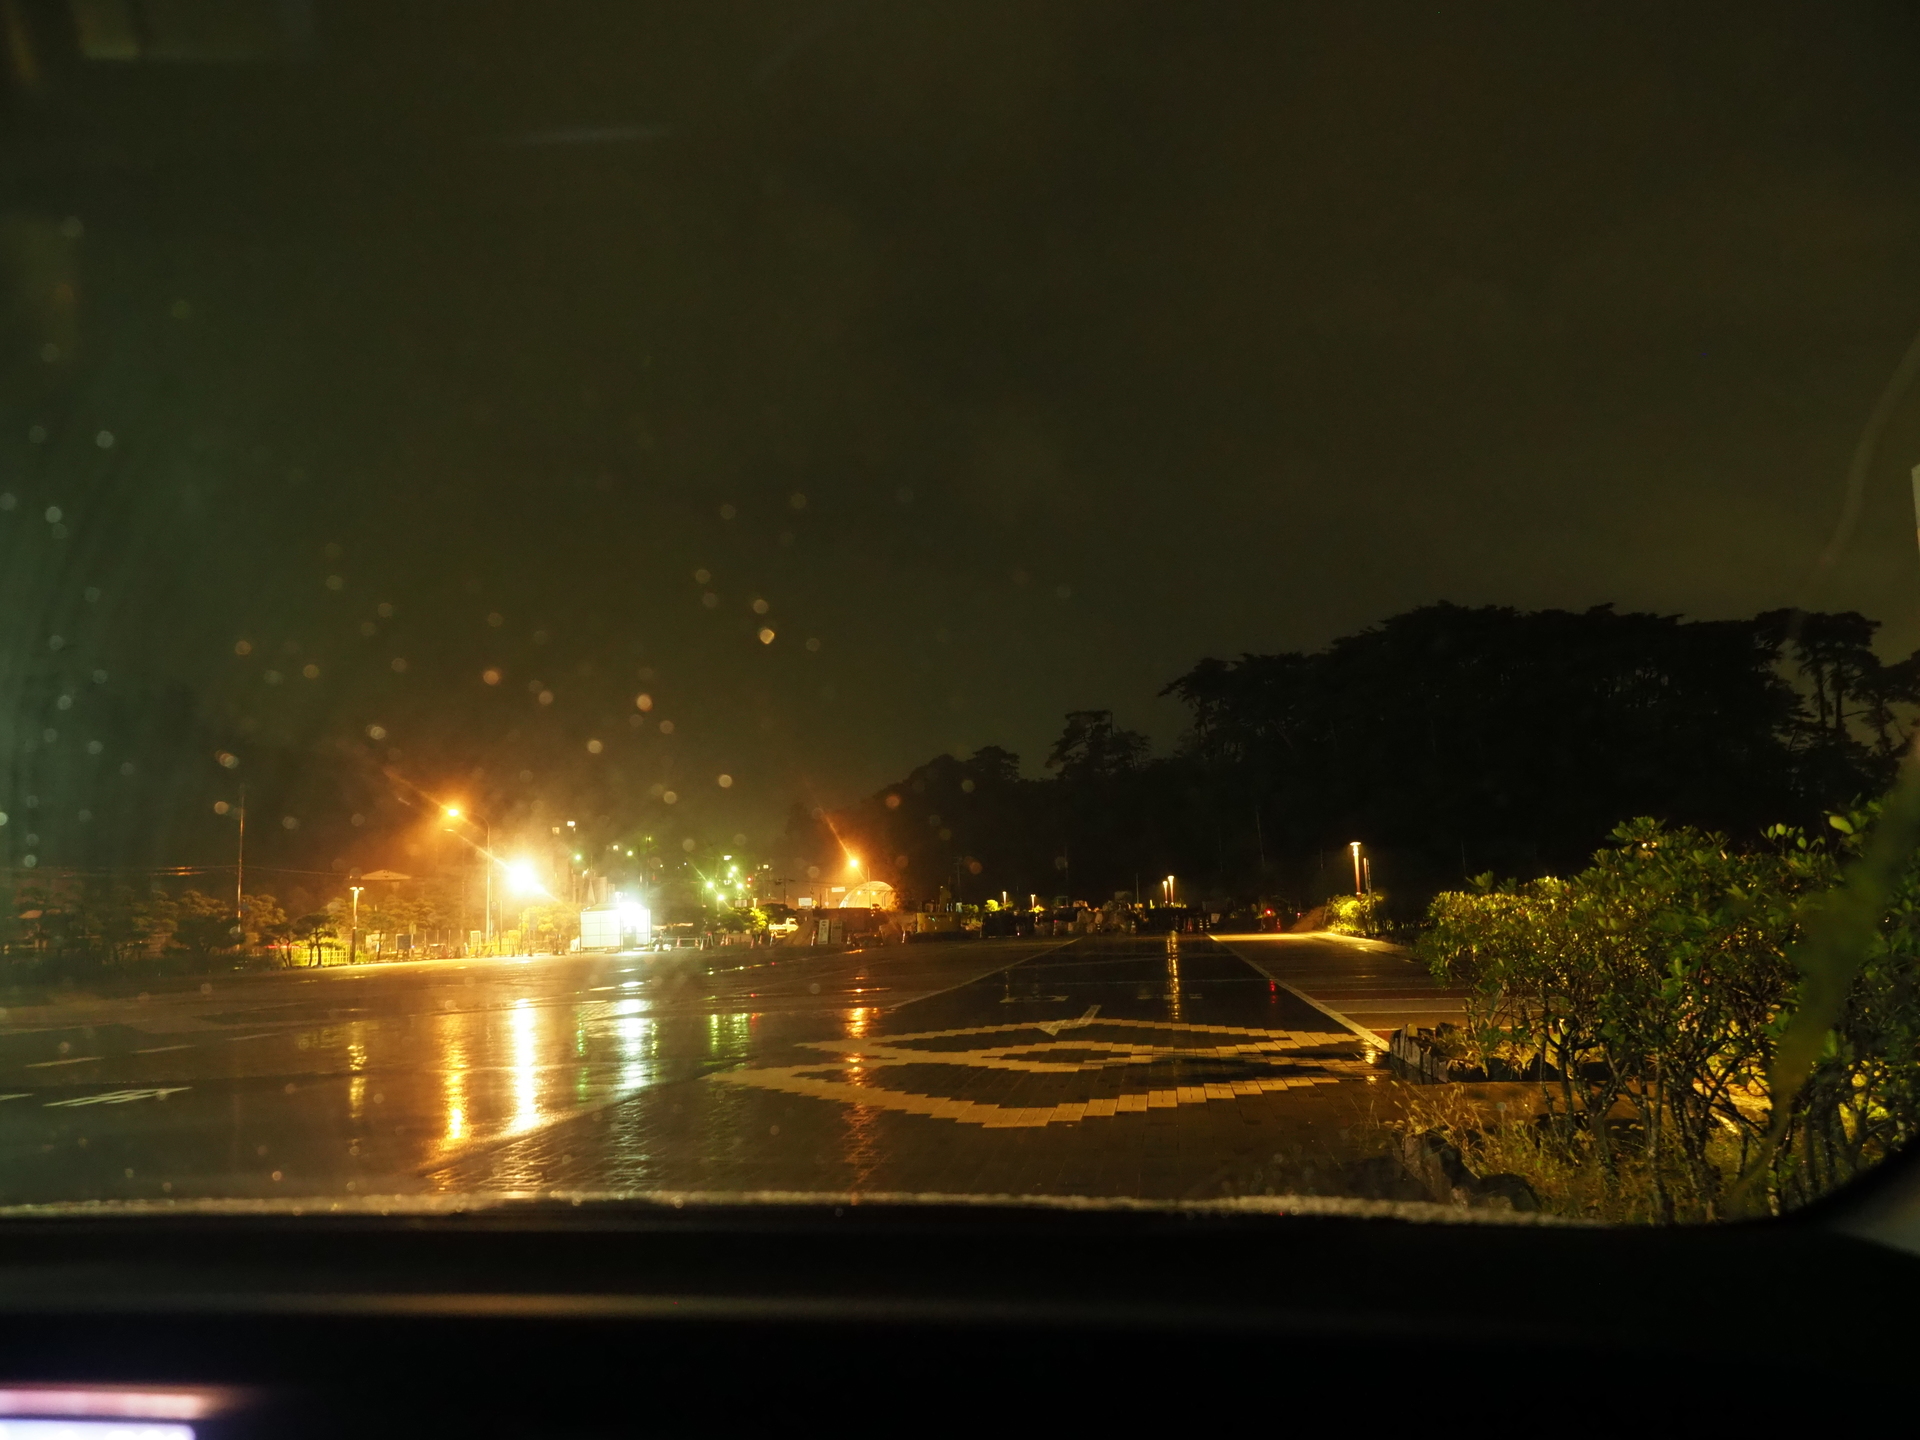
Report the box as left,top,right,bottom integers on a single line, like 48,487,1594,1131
1325,892,1387,936
1416,812,1920,1221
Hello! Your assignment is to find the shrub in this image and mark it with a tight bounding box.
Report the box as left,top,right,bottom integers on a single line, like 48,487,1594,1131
1417,813,1920,1221
1325,892,1387,936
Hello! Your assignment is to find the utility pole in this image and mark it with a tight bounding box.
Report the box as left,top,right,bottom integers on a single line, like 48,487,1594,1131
349,884,363,965
1350,841,1363,896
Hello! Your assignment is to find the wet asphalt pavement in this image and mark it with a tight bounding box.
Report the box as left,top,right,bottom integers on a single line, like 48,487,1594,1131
0,935,1405,1206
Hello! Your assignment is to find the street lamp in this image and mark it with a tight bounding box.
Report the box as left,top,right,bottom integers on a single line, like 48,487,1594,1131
1349,841,1363,896
349,884,364,966
444,805,493,952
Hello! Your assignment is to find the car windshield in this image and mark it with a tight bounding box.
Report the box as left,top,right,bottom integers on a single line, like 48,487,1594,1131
3,1,1919,1227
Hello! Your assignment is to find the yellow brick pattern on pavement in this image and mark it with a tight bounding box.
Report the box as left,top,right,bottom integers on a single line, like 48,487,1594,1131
706,1015,1368,1130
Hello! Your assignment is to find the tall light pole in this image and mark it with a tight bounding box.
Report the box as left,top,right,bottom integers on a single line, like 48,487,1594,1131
1349,841,1363,896
349,884,364,966
444,806,493,953
234,782,247,922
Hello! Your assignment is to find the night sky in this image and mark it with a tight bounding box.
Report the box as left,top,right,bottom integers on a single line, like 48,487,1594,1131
5,1,1920,880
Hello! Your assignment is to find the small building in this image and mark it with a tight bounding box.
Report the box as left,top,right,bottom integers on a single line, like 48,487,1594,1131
839,880,897,910
579,895,651,952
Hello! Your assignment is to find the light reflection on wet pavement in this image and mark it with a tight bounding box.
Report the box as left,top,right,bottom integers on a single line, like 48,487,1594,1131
0,936,1406,1205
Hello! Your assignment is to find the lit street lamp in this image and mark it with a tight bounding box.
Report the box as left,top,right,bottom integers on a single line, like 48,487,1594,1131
444,805,494,952
1350,841,1364,896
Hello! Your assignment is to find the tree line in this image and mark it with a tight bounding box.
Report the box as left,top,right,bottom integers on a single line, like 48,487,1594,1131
0,876,471,971
797,604,1920,913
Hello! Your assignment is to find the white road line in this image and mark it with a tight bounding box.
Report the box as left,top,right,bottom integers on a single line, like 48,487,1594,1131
225,1034,275,1042
24,1055,103,1068
134,1044,194,1054
0,1094,28,1102
44,1087,191,1108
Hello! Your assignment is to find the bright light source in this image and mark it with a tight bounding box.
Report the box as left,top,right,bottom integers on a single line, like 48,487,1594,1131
444,806,462,819
504,860,545,897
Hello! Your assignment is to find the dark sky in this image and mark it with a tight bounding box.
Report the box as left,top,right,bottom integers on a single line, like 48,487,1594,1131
6,0,1920,877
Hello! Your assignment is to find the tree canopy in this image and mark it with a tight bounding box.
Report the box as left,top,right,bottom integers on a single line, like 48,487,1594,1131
807,603,1920,912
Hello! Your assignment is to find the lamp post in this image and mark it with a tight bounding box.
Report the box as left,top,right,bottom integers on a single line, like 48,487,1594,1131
443,806,493,953
1349,841,1363,896
234,782,246,922
348,884,364,966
